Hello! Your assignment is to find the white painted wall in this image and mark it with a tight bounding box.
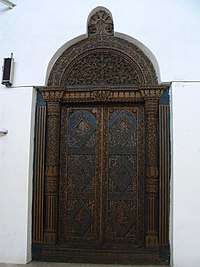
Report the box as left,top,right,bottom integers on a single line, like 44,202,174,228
172,82,200,267
0,0,200,266
0,87,36,263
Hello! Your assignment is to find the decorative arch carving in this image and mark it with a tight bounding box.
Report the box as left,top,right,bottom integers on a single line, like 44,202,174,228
87,7,114,37
47,7,159,87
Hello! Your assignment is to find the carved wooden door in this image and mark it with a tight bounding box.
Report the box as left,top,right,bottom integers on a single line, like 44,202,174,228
32,7,170,264
33,85,170,264
59,103,145,250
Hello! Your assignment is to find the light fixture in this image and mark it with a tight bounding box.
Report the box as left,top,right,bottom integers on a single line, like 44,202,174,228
2,53,14,86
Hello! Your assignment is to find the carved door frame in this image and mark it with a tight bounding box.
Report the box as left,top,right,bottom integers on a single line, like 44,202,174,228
32,6,170,265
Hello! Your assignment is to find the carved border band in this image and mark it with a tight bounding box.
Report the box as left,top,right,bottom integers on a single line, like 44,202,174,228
47,37,158,86
39,85,165,102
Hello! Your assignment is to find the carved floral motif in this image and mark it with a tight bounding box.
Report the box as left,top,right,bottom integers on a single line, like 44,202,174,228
63,51,141,85
93,90,111,101
88,9,114,36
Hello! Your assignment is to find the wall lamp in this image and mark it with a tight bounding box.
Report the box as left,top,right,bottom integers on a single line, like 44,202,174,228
1,53,14,86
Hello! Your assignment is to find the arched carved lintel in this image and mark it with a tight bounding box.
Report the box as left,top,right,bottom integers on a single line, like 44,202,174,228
46,7,159,87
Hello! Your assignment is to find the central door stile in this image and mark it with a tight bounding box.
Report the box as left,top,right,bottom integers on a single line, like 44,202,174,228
101,104,109,247
99,105,104,246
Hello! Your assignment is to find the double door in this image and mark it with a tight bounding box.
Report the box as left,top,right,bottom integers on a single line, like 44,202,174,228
59,103,145,249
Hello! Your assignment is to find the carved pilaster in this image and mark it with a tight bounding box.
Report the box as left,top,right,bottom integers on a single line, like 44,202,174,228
145,99,159,247
44,101,60,244
32,105,46,243
159,104,170,246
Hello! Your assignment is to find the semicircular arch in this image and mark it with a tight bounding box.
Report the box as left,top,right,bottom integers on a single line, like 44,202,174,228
46,6,160,87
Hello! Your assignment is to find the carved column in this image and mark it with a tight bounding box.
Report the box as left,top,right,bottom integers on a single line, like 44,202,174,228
43,100,61,244
36,87,64,245
145,99,159,247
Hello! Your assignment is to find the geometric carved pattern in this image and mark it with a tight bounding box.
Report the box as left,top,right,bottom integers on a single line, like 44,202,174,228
110,156,134,192
67,111,96,191
60,106,145,247
109,111,136,192
60,108,98,242
68,154,95,191
107,200,136,238
104,107,145,246
68,111,96,149
67,200,94,237
109,110,136,148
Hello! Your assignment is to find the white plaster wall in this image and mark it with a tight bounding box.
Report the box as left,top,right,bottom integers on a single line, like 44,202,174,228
0,0,200,265
0,87,36,263
172,82,200,267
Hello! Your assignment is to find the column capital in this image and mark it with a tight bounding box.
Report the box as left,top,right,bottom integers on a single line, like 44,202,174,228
39,86,64,101
140,88,164,99
145,99,159,114
47,101,60,116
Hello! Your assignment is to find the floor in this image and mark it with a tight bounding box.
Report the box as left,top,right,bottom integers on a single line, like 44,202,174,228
0,262,169,267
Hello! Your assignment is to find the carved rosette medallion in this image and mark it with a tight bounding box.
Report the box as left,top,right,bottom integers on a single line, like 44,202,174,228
87,8,114,37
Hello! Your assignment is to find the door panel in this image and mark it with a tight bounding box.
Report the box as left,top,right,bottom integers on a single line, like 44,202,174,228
59,106,102,246
103,106,145,247
59,104,145,249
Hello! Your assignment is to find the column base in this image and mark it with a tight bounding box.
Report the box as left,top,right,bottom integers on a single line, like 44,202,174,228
44,232,56,244
145,234,158,247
